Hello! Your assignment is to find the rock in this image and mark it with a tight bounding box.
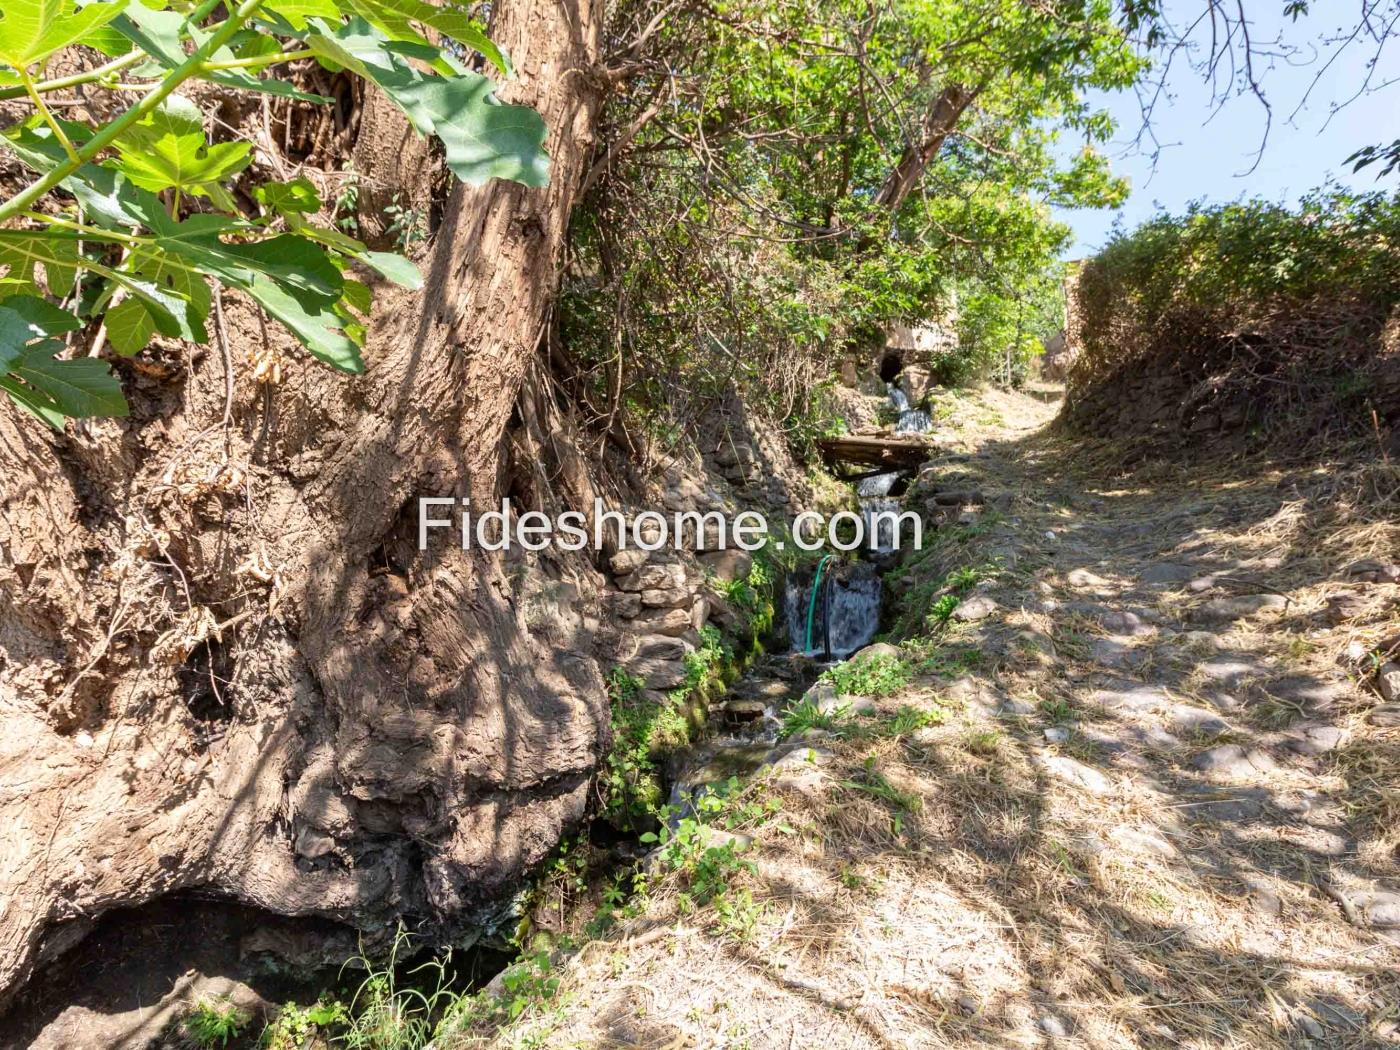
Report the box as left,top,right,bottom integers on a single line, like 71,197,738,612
1260,676,1348,712
1242,876,1282,918
1168,705,1229,736
1378,662,1400,703
641,586,692,608
1368,704,1400,727
1110,826,1177,858
626,635,690,661
721,700,766,724
626,657,688,689
606,591,642,618
952,595,998,622
1284,725,1347,756
1042,754,1112,795
1363,891,1400,928
1325,591,1367,623
1044,726,1071,744
1179,630,1220,651
632,607,696,636
609,549,650,575
1191,594,1288,623
1090,682,1169,715
700,548,753,582
1191,744,1277,778
1346,559,1400,584
1067,567,1113,592
742,679,792,701
1140,563,1197,585
699,827,753,851
1091,638,1147,671
617,561,686,593
1100,609,1152,636
1198,657,1266,686
851,641,902,663
294,825,336,860
769,746,832,794
690,595,710,631
998,697,1036,717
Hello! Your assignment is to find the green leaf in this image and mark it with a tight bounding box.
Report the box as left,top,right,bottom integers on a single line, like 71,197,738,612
244,273,364,372
305,19,548,187
104,296,155,356
254,176,322,217
9,340,126,418
0,0,126,69
0,229,80,298
0,293,80,336
0,305,34,372
112,5,332,102
109,95,253,196
340,277,372,314
0,374,66,428
360,250,422,289
342,0,510,76
262,0,340,31
2,117,161,229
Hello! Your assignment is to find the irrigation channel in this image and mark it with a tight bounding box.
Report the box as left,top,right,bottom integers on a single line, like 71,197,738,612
4,382,933,1049
668,380,931,814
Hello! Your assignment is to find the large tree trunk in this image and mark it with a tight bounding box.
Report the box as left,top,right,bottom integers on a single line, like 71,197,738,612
0,0,606,1008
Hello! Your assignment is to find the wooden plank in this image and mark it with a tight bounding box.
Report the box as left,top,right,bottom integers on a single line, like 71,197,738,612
814,434,930,469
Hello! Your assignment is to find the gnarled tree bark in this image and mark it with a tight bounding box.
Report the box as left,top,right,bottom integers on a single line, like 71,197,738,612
0,0,608,1008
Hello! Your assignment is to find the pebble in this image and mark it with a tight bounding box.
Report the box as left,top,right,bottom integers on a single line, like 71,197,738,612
1192,744,1277,778
1283,725,1347,756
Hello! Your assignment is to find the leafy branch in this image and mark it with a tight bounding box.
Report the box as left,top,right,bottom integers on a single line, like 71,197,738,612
0,0,550,428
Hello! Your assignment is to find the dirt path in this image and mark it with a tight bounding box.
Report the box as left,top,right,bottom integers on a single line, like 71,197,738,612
472,385,1399,1050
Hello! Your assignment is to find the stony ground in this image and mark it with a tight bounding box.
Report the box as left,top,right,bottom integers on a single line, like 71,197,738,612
471,384,1400,1050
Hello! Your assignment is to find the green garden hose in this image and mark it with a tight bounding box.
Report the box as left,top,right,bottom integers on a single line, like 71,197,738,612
804,553,835,653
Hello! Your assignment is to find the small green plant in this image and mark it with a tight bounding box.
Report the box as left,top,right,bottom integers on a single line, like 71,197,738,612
963,728,1002,755
885,704,944,737
495,952,561,1022
384,193,427,250
185,998,251,1049
639,778,775,931
821,651,911,698
778,696,849,739
1039,697,1074,723
929,592,961,624
333,167,361,233
261,1000,347,1050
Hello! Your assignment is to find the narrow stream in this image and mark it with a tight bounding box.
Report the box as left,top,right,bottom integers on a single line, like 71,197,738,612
670,378,930,807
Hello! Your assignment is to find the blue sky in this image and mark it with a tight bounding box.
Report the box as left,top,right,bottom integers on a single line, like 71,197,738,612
1053,2,1400,256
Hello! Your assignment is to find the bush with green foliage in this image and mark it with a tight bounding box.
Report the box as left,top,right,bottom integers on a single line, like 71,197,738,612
1067,189,1400,441
0,0,544,427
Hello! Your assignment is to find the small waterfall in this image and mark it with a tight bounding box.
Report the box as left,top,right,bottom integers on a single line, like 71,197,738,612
784,560,881,659
862,496,902,555
888,382,932,433
857,472,899,498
